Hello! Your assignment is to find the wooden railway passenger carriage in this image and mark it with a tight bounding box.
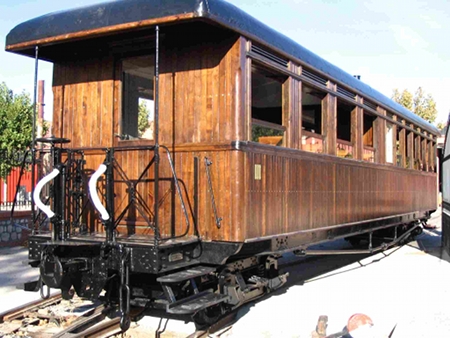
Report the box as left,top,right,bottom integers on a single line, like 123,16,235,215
6,0,439,329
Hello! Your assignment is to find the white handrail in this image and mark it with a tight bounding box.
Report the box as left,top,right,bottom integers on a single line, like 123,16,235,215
88,164,110,221
33,168,60,218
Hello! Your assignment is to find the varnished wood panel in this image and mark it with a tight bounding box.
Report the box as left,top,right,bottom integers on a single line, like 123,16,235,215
157,30,242,146
322,82,337,155
374,107,386,164
351,96,363,160
407,125,414,169
241,144,437,240
399,120,406,168
53,57,115,148
283,64,301,149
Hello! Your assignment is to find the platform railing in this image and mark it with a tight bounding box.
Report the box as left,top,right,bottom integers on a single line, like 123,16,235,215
32,144,194,247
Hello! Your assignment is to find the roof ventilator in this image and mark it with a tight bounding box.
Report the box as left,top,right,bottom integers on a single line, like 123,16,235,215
250,45,289,68
363,100,377,111
302,68,328,87
337,86,356,101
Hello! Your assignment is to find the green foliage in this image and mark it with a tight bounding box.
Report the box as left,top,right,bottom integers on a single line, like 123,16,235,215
436,121,446,132
252,125,283,143
391,87,437,124
392,88,413,111
138,101,150,137
0,82,33,177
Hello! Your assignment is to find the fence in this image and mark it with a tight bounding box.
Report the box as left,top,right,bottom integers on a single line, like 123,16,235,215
0,151,34,211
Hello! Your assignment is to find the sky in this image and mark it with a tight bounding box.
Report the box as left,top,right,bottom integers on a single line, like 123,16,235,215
0,0,449,124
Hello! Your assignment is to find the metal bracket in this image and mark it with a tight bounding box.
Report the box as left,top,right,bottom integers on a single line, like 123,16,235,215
204,157,222,229
119,246,131,331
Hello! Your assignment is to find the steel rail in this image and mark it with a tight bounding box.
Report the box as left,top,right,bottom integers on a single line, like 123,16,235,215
0,293,62,323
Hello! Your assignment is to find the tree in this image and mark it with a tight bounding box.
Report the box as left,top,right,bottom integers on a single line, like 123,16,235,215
138,101,150,136
436,121,446,131
0,82,33,177
391,87,437,124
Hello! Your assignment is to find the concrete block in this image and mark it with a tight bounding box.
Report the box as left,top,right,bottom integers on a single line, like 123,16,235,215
0,226,3,234
1,233,10,242
7,225,12,233
11,232,17,241
15,226,22,233
18,233,21,240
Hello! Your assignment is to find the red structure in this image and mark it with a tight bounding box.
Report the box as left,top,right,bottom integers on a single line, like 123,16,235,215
0,168,33,205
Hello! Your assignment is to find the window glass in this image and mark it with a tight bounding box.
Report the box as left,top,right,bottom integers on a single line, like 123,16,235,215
336,99,353,142
336,99,354,158
363,112,375,147
301,85,325,153
302,85,324,134
363,112,375,162
121,55,155,140
251,64,287,146
396,126,402,167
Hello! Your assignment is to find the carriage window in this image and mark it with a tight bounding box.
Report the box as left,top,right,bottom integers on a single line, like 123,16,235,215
363,112,376,162
251,65,287,146
336,99,354,158
386,123,394,164
121,55,155,140
301,85,325,153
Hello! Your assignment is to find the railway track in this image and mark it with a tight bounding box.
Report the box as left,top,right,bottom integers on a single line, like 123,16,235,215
0,237,411,338
0,294,123,338
0,292,237,338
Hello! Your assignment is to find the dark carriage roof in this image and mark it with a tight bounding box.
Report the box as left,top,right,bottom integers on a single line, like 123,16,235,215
6,0,439,135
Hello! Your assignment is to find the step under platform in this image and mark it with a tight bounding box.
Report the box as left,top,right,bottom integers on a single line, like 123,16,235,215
157,266,216,283
166,291,228,314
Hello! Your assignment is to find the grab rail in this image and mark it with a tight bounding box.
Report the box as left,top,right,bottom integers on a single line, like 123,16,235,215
88,164,110,221
33,168,60,218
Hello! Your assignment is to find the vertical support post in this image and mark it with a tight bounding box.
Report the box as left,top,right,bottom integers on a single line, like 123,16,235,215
51,147,62,241
399,120,406,168
245,40,252,141
374,107,386,164
392,116,398,166
297,65,303,149
415,128,421,169
60,164,67,240
282,64,291,148
322,82,337,156
407,124,414,169
31,45,39,231
193,157,199,237
154,26,160,245
283,63,301,149
422,132,428,171
105,148,115,242
351,95,363,160
430,139,436,171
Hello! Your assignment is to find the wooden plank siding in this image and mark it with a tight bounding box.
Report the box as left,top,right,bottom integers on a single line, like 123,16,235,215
49,23,438,244
351,96,364,161
156,32,243,146
241,145,436,240
53,57,115,148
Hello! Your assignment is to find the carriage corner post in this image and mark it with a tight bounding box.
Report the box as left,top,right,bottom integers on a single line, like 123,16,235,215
5,0,440,332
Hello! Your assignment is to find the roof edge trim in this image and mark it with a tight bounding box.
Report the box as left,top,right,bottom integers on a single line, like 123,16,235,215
5,12,196,52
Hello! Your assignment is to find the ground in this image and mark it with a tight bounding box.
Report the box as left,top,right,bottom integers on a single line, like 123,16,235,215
0,210,448,337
